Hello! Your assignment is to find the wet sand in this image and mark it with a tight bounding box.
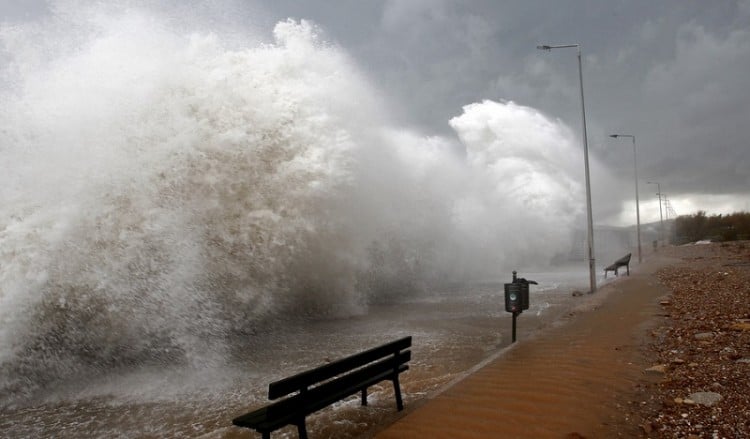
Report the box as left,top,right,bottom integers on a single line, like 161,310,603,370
373,255,675,438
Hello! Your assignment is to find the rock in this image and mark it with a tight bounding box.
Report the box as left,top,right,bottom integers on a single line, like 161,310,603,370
736,357,750,363
659,300,671,306
671,358,685,365
674,397,684,404
687,392,722,406
683,398,696,405
645,364,668,374
571,290,584,297
694,332,714,340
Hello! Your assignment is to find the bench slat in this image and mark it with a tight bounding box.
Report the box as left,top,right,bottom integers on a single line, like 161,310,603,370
250,364,409,432
271,351,410,417
233,352,410,432
268,336,411,399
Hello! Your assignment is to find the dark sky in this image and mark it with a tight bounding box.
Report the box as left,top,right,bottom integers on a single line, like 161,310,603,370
260,0,750,221
3,0,749,223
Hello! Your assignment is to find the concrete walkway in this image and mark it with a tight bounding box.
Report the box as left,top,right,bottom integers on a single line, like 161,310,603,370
375,263,670,438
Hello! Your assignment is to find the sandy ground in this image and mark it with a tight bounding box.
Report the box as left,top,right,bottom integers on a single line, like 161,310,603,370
371,242,750,438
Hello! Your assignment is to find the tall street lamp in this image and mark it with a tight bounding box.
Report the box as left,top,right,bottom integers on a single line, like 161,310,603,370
647,181,664,245
609,134,641,263
537,43,596,293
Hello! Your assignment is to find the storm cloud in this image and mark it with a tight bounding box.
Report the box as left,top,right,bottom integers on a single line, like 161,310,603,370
3,0,749,224
263,0,750,223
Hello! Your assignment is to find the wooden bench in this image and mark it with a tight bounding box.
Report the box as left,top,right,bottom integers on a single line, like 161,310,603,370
604,253,632,278
232,336,412,439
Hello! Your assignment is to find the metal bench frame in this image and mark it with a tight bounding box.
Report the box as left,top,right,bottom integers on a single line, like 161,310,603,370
604,253,632,278
232,336,412,439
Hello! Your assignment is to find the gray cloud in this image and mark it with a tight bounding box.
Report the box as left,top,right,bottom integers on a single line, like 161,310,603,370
319,0,750,221
3,0,748,222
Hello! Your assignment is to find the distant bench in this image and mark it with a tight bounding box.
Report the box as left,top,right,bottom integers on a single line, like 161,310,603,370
232,336,412,439
604,253,632,278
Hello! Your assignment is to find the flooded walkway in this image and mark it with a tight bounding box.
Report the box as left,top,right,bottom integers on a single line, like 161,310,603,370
375,262,670,438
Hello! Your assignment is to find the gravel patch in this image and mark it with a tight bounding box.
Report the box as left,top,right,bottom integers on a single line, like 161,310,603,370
635,241,750,438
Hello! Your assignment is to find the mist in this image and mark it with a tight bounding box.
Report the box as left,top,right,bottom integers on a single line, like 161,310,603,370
0,4,587,402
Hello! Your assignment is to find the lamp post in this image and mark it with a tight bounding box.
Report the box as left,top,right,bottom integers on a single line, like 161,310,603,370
609,134,641,263
647,181,664,245
537,43,596,293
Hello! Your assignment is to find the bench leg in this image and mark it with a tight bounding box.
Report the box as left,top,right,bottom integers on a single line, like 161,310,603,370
361,388,368,406
626,265,630,276
262,432,270,439
296,420,308,439
392,377,404,411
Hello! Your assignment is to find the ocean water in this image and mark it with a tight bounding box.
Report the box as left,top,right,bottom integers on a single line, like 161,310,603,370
0,3,604,437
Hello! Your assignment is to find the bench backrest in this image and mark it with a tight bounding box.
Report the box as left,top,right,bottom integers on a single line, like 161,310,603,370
616,253,632,264
268,336,412,400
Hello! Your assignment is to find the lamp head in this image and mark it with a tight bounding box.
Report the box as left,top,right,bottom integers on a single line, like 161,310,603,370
536,45,551,51
609,134,619,138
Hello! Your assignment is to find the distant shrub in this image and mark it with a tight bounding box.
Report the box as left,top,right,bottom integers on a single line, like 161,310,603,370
675,211,750,242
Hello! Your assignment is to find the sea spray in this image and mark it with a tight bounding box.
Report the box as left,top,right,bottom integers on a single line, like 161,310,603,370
0,5,585,405
449,99,584,271
0,14,387,401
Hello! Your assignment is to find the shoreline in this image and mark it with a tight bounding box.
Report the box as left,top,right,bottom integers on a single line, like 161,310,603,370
5,243,745,437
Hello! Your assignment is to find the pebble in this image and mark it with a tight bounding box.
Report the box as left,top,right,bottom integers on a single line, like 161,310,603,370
687,392,722,407
694,332,714,340
645,364,668,374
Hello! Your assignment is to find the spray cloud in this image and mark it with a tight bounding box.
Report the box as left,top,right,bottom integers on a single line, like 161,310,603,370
0,4,584,402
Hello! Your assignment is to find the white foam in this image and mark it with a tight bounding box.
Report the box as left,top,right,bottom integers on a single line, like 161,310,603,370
1,4,588,403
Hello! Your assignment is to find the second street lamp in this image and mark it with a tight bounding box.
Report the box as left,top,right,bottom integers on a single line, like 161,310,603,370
537,43,596,293
609,134,642,263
